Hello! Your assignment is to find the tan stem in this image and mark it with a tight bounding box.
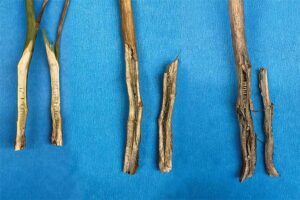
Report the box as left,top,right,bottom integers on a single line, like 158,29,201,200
258,68,279,177
15,42,33,150
15,0,48,151
158,59,178,173
43,31,63,146
41,0,69,146
229,0,256,182
120,0,143,175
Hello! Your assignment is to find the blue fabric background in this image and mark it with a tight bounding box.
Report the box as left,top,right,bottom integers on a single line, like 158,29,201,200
0,0,299,199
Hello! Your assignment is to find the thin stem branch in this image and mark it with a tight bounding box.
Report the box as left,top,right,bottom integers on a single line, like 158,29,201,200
158,58,179,173
258,68,279,177
15,0,48,151
120,0,143,175
42,0,70,146
55,0,70,60
229,0,256,182
36,0,48,29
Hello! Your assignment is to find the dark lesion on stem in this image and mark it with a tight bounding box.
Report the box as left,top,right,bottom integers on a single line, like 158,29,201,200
158,59,179,173
120,0,143,175
229,0,256,182
42,0,70,146
259,68,279,177
15,0,48,151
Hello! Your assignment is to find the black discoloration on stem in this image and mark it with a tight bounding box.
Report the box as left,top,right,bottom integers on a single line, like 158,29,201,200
259,68,279,177
229,0,256,182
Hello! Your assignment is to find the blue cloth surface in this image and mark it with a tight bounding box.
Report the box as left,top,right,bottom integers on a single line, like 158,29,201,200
0,0,299,199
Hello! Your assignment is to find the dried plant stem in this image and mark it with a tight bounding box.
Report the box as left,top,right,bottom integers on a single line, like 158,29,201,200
229,0,256,182
158,59,179,173
258,68,279,177
43,33,63,146
42,0,70,146
120,0,143,175
15,0,48,151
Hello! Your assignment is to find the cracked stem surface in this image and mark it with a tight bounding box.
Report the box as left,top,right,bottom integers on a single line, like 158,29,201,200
229,0,256,182
259,68,279,177
15,0,48,151
158,59,178,173
120,0,143,175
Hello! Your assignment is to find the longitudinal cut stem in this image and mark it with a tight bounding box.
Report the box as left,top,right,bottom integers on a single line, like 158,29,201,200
43,0,70,146
158,59,178,173
258,68,279,177
229,0,256,182
120,0,143,175
15,0,48,151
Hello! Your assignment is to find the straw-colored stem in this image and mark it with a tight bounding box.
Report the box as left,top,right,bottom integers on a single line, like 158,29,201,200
15,0,48,151
158,59,178,173
42,0,69,146
43,31,63,146
259,68,279,177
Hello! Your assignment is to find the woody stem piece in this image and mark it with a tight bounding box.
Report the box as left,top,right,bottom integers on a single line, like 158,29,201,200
229,0,256,182
258,68,279,177
120,0,143,175
42,0,70,146
158,59,179,173
15,0,48,151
